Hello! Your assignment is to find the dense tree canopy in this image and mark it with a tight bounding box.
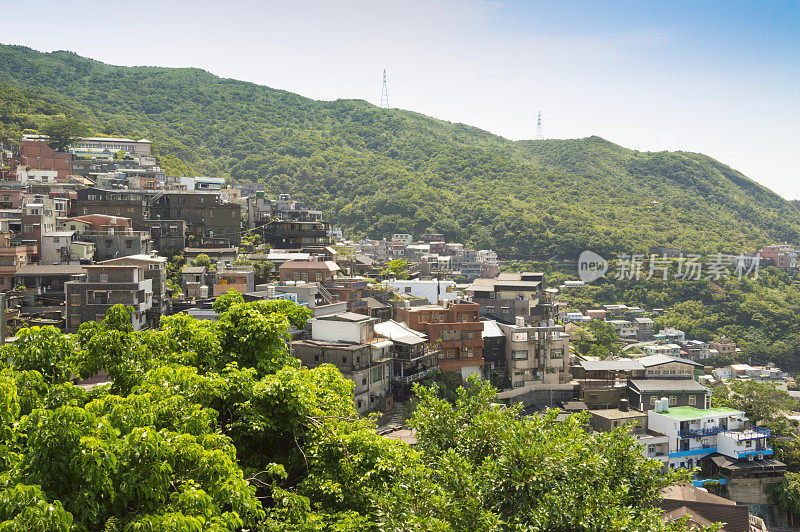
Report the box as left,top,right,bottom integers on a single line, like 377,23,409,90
1,44,799,258
0,299,703,530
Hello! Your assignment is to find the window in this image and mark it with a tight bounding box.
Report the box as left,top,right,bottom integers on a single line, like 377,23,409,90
372,367,382,382
341,356,347,364
512,350,528,360
688,395,696,406
126,240,133,248
100,274,108,283
551,349,564,359
404,286,411,293
746,440,752,448
669,396,677,406
650,396,657,406
446,350,455,359
362,378,367,385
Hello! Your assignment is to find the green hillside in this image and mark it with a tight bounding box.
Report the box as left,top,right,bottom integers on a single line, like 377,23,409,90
1,43,798,258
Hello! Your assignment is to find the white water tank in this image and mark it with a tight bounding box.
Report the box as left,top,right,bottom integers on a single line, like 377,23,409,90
515,316,525,327
200,285,209,298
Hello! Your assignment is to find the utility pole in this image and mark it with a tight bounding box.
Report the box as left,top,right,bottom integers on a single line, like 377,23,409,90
0,292,6,345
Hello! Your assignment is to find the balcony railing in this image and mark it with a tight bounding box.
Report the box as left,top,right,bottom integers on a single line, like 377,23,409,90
678,427,721,438
668,446,717,458
720,424,771,440
737,448,773,459
393,367,438,384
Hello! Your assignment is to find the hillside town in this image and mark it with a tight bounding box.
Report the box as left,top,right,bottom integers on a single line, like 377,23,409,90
3,132,800,530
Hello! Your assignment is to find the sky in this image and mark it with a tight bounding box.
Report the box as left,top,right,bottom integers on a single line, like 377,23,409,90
2,0,799,197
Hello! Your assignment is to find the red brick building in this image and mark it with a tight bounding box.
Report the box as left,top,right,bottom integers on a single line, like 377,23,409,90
396,301,484,375
279,259,341,283
18,140,73,180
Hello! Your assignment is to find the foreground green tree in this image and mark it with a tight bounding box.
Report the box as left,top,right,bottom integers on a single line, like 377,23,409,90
0,298,706,531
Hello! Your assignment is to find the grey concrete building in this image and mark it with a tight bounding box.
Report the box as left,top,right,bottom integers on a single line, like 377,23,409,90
65,264,153,331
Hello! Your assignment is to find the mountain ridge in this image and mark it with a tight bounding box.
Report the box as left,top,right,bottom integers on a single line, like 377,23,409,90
0,43,798,258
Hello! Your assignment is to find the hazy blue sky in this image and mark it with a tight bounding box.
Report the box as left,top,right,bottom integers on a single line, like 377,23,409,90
3,0,799,197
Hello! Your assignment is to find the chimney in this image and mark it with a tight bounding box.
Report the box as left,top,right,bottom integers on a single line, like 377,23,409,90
619,398,629,412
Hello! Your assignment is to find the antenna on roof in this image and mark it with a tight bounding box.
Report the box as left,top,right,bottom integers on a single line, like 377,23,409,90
380,69,390,109
536,111,543,140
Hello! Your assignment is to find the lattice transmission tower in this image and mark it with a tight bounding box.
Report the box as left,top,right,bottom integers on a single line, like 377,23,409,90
380,69,389,109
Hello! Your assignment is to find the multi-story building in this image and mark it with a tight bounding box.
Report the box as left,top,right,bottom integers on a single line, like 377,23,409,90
279,259,340,283
149,191,242,245
146,219,186,256
627,378,710,411
65,264,154,331
682,340,711,362
396,300,484,379
648,402,773,471
468,272,556,325
17,139,73,180
0,227,37,292
213,266,255,296
324,277,369,314
102,255,170,323
40,231,94,265
634,317,654,341
292,312,393,414
80,227,153,261
12,264,85,318
374,319,440,400
642,344,682,358
68,136,152,156
482,320,507,387
20,198,56,261
384,279,458,305
607,319,637,339
71,189,149,222
572,359,646,409
759,243,798,271
710,337,737,358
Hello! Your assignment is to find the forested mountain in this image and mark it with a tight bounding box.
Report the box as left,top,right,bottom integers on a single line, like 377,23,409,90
1,43,798,258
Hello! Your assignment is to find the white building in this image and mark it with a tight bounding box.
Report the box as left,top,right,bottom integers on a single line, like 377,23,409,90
647,401,772,470
383,279,457,304
392,234,413,245
607,319,637,339
642,344,682,358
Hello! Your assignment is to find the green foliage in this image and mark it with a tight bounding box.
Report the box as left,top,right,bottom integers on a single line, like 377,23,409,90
1,44,799,258
191,253,212,269
1,326,77,383
572,320,621,358
0,285,704,530
40,116,89,152
382,258,409,280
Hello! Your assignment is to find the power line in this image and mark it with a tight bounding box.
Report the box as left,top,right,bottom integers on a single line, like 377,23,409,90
380,69,389,109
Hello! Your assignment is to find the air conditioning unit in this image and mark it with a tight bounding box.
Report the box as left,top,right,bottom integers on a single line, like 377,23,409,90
757,454,764,460
748,454,755,462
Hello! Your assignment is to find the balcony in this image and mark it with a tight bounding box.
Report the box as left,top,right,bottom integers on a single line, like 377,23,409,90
393,367,438,384
738,448,773,459
720,424,771,440
678,427,721,438
669,446,717,458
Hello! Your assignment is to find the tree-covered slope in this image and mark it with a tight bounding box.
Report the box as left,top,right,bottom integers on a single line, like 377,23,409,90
1,43,798,258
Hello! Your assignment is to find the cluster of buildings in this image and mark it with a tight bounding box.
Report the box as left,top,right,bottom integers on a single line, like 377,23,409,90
0,132,793,528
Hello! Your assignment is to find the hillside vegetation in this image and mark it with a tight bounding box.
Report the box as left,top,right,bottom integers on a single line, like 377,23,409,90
1,44,799,258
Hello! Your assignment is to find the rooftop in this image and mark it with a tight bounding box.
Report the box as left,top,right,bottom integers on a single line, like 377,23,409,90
628,378,708,393
654,406,740,420
637,354,704,368
316,311,375,323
